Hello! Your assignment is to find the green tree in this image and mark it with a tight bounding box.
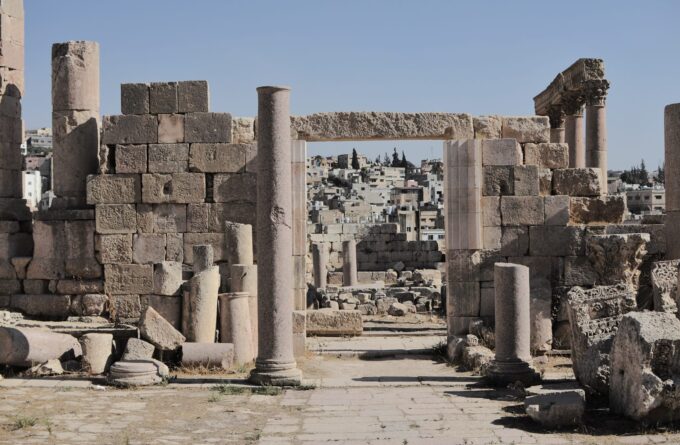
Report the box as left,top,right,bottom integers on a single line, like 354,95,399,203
391,148,400,167
639,159,649,185
351,148,360,170
401,151,407,168
657,162,665,184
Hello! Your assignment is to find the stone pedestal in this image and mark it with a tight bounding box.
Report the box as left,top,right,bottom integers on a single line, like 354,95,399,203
485,263,539,386
182,245,220,343
52,41,100,206
563,95,585,168
665,103,680,259
231,264,258,356
312,243,327,289
249,86,301,386
219,292,254,365
342,239,358,287
585,80,609,193
79,333,113,375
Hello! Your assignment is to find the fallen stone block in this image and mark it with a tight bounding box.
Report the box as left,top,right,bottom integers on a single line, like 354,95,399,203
552,168,601,196
586,233,649,288
80,333,113,375
25,359,64,377
388,301,408,316
180,342,234,370
651,260,679,313
122,338,155,361
153,261,183,296
570,196,626,225
610,311,680,423
139,306,186,350
306,309,362,336
461,345,494,374
525,386,585,428
0,327,82,367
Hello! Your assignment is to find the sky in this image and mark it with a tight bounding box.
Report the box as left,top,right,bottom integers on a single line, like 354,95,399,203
22,0,680,170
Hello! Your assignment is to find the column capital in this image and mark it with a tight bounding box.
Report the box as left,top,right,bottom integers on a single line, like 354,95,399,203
547,106,565,129
583,79,610,107
561,92,585,116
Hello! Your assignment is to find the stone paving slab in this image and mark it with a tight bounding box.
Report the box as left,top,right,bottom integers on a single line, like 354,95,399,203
306,334,445,358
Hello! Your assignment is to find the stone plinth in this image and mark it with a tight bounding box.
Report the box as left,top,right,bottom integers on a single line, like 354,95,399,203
485,263,539,386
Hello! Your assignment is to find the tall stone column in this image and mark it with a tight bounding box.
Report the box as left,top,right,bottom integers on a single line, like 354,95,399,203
485,263,539,386
52,41,100,209
291,140,307,311
0,0,29,221
548,106,565,143
312,243,328,289
585,80,610,194
342,239,358,287
563,94,585,168
250,86,301,386
665,103,680,259
231,263,258,357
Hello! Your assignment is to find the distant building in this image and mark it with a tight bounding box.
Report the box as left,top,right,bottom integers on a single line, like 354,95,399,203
25,128,52,153
626,188,665,214
22,170,41,210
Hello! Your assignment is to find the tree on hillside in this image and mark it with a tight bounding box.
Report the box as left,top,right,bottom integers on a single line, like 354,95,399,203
383,153,390,166
620,159,652,186
639,159,649,185
657,162,665,184
351,148,360,170
391,148,400,167
401,151,407,168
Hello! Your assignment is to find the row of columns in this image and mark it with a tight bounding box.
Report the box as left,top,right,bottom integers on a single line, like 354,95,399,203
547,81,609,191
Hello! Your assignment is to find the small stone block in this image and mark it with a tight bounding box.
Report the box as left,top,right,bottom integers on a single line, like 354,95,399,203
177,81,209,113
121,83,150,115
185,112,232,143
115,145,147,174
149,82,178,114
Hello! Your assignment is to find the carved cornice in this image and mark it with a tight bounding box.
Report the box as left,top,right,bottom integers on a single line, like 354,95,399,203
534,58,608,115
583,79,610,107
561,93,585,116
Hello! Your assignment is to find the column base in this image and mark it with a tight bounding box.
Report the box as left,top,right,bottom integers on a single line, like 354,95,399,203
249,359,302,387
484,359,540,387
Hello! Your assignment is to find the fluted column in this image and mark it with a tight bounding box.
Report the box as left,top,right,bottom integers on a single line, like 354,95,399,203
585,80,610,194
563,94,585,168
250,86,301,386
548,106,565,144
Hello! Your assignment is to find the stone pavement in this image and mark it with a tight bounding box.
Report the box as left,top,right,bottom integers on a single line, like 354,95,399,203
0,336,679,444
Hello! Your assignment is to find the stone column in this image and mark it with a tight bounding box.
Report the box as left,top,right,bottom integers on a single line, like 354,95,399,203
563,94,585,168
219,292,254,366
342,239,358,287
585,80,609,193
291,140,307,311
225,222,253,266
666,103,680,259
231,264,258,357
312,243,328,289
548,106,565,144
485,263,539,386
0,0,29,221
182,245,220,343
250,86,301,386
51,41,100,208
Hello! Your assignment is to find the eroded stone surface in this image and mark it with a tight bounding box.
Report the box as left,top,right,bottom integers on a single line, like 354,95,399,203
651,260,679,313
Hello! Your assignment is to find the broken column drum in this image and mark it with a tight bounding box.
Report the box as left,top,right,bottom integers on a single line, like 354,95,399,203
249,85,301,386
665,103,680,259
52,41,100,207
182,245,220,343
312,243,328,289
485,263,539,386
223,222,253,291
219,292,254,366
231,263,258,356
342,239,358,287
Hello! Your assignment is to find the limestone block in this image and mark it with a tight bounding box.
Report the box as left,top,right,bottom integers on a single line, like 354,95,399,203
513,165,539,196
483,226,501,250
121,83,149,115
607,223,666,256
185,112,232,143
102,115,158,145
133,234,166,264
481,139,522,166
104,263,153,295
500,196,544,226
166,233,183,263
187,203,209,232
183,233,227,264
530,297,553,354
544,195,570,225
148,143,189,173
448,282,480,317
208,203,256,232
524,143,569,169
56,280,103,295
231,117,255,143
0,168,20,198
122,338,155,361
153,261,183,296
51,41,99,111
0,327,82,367
306,309,363,336
500,226,529,256
177,80,209,113
570,196,625,224
86,174,141,204
52,110,99,198
188,143,247,173
109,294,142,322
139,305,185,350
141,295,182,329
142,173,206,204
152,204,187,233
213,173,256,204
10,256,29,279
158,114,184,144
0,197,30,221
552,168,601,196
0,142,21,171
650,260,679,313
95,204,137,234
10,294,70,318
0,11,24,47
481,196,500,226
482,166,513,196
564,256,598,287
149,82,178,114
70,294,107,316
567,284,637,395
80,333,113,375
586,233,649,289
473,115,501,139
501,116,550,143
95,234,132,265
291,112,473,141
115,144,147,174
525,388,585,428
181,342,234,370
529,225,585,257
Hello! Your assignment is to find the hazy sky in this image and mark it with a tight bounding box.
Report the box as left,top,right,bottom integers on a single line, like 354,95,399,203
23,1,680,169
